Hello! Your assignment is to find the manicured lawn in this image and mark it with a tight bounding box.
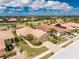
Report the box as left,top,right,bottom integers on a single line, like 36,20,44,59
26,21,39,25
76,29,79,34
49,36,67,44
41,53,53,59
30,39,42,46
25,20,50,26
18,43,48,58
56,36,68,44
57,40,67,44
4,50,16,58
13,20,50,29
16,22,26,28
62,41,73,47
49,36,58,44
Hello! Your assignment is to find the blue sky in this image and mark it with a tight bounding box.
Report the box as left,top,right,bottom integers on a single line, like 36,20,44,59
0,0,79,16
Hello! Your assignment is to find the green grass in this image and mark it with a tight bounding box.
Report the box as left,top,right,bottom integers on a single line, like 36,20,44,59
18,43,48,58
76,29,79,34
4,50,16,58
41,53,53,59
25,20,50,26
62,41,73,47
56,37,68,44
30,39,42,46
49,37,58,44
49,36,67,44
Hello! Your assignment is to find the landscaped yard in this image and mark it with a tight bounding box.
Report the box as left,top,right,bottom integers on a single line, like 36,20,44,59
25,34,42,46
49,36,67,44
56,36,68,45
75,29,79,34
4,50,16,58
30,39,42,46
16,22,26,28
49,36,58,44
62,40,73,47
41,53,53,59
17,42,48,58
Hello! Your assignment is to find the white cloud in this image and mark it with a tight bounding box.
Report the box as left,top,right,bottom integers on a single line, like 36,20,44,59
44,1,73,10
0,6,6,9
21,0,31,4
0,0,31,7
29,1,45,9
29,1,73,10
0,0,74,10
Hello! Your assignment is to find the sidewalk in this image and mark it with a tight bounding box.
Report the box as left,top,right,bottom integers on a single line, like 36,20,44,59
58,40,72,47
33,50,52,59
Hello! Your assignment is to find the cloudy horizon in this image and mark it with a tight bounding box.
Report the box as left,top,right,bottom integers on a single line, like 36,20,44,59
0,0,79,16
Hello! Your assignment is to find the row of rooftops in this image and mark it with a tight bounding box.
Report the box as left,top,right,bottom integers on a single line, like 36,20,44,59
37,22,79,33
0,18,27,22
0,18,17,22
0,22,79,50
0,27,47,50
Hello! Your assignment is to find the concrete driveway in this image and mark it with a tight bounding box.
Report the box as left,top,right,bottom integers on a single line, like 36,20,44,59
43,41,62,53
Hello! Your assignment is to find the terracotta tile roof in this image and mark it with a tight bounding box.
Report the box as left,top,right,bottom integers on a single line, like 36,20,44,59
0,31,15,40
16,27,47,38
32,29,47,38
50,24,66,33
62,22,79,30
0,30,15,50
37,23,51,31
54,27,66,33
50,22,79,33
16,27,32,36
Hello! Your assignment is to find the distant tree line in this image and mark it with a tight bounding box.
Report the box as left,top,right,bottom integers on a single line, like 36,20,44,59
0,16,79,23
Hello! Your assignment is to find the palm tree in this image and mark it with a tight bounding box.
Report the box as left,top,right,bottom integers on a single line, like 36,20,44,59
5,39,13,51
48,29,56,36
11,24,16,34
26,34,33,41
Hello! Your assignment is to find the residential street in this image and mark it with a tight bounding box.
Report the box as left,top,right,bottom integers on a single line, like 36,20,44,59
48,40,79,59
